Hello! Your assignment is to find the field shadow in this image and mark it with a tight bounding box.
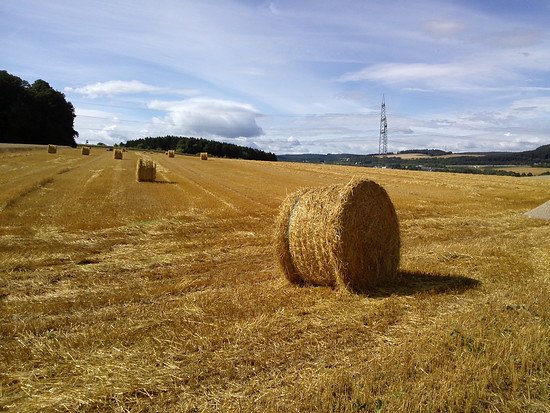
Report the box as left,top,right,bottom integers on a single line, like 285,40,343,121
362,270,481,298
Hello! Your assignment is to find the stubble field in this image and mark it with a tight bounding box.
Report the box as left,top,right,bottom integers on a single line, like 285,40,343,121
1,146,549,412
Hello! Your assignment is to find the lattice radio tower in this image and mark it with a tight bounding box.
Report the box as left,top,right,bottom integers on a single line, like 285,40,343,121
379,94,388,156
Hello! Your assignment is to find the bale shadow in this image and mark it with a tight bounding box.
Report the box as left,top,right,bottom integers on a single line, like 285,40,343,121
360,270,481,298
136,180,177,184
153,180,177,184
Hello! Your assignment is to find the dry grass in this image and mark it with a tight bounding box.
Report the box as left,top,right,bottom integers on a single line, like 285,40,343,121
0,148,549,412
0,143,44,153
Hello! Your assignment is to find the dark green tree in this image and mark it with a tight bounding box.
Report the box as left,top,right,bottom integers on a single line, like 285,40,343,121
124,135,277,161
0,70,78,147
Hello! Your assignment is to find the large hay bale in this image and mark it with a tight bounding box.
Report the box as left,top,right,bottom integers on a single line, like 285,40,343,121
200,152,208,160
48,144,57,154
168,150,175,158
136,158,156,182
81,146,90,155
275,178,400,292
114,149,123,159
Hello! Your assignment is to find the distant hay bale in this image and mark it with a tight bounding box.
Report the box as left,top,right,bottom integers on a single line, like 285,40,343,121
200,152,208,160
81,146,90,155
168,150,175,158
114,149,123,159
275,178,400,292
135,158,156,182
122,148,127,152
47,144,57,154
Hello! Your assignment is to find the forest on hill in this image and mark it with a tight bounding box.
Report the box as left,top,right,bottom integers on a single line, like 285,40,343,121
122,136,277,161
398,149,452,156
278,145,550,176
0,70,78,147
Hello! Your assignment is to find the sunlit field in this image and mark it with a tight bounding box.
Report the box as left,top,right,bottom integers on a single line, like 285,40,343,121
1,146,549,412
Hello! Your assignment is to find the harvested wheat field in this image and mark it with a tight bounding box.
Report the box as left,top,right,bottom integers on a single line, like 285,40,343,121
1,146,550,412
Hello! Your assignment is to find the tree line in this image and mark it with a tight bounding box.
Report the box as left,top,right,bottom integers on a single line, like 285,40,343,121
123,136,277,161
279,145,550,168
0,70,78,147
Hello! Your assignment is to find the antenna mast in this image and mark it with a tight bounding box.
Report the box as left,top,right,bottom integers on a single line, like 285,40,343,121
379,94,388,156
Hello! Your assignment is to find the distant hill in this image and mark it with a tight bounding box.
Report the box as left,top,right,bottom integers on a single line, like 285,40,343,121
398,149,452,157
482,144,550,163
278,145,550,177
279,145,550,166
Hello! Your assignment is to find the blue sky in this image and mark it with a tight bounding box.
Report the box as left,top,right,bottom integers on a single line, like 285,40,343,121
1,0,550,154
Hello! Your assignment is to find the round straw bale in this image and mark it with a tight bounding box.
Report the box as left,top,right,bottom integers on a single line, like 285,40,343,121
275,178,400,292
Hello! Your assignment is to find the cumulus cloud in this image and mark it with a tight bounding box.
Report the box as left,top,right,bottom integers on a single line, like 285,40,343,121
66,80,198,98
72,107,138,145
77,123,129,146
286,136,301,146
148,98,264,138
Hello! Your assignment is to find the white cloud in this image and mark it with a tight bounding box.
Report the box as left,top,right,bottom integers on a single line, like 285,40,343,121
287,136,301,146
148,98,264,138
72,107,136,145
510,97,550,114
66,80,160,97
65,80,198,98
423,20,466,38
488,28,544,49
339,62,484,85
337,59,522,91
74,107,116,119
